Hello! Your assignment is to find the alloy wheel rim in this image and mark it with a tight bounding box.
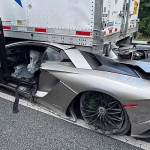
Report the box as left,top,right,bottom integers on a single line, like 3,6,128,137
80,92,124,134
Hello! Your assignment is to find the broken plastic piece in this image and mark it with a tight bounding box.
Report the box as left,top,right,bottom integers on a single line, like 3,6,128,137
27,50,42,74
11,65,33,79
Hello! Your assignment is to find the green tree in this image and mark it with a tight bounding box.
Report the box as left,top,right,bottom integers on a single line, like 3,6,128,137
139,0,150,36
139,0,150,19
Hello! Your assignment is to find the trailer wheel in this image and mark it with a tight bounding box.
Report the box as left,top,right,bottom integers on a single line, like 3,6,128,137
80,92,130,135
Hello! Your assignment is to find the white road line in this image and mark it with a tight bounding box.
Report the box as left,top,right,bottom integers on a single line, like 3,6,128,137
0,91,150,150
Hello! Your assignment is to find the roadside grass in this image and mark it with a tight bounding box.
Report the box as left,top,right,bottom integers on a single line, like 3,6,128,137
135,33,150,41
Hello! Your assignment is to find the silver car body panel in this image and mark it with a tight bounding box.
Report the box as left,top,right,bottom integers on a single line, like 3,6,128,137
35,91,48,97
116,59,150,73
132,120,150,138
3,41,150,137
39,60,150,124
65,49,92,69
6,41,75,50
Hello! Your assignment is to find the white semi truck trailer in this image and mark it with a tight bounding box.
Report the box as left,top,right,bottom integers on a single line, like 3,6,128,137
0,0,140,55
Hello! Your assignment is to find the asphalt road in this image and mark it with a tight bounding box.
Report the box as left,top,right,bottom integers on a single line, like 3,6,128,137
0,98,142,150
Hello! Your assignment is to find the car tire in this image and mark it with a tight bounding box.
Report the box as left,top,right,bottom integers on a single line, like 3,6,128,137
80,92,130,135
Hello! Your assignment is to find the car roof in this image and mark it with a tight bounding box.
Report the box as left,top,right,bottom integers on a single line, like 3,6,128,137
6,41,75,50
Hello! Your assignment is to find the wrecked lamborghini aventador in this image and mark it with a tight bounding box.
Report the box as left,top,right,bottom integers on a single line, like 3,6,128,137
1,27,150,139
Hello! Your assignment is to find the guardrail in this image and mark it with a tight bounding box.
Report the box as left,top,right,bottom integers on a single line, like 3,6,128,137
132,40,150,45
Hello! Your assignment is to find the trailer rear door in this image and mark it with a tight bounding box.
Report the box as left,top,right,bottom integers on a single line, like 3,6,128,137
103,0,125,36
102,0,140,40
128,0,140,30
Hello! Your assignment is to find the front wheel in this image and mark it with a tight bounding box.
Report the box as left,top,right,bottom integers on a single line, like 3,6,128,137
80,92,130,135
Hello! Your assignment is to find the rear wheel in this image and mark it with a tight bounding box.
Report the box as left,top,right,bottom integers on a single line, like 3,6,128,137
80,92,130,135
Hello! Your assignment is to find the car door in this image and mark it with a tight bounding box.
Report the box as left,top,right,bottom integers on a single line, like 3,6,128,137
35,47,77,114
37,46,67,94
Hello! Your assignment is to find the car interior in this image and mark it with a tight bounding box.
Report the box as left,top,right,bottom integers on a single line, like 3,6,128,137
4,43,73,93
3,44,47,93
7,45,45,78
7,45,46,78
